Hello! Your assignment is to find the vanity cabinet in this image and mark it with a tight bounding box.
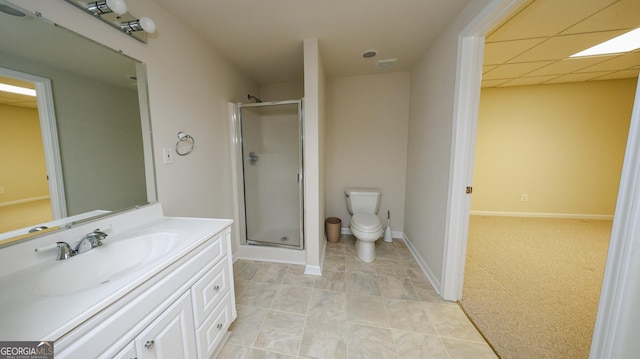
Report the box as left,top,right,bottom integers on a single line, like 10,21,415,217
54,224,235,359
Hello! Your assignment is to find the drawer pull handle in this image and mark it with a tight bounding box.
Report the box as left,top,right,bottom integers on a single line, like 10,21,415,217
213,285,220,290
144,340,154,349
216,323,223,329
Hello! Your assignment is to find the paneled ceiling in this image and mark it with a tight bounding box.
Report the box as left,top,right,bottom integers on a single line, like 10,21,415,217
483,0,640,87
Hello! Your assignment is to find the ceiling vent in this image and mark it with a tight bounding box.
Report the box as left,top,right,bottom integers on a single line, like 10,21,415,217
375,58,397,70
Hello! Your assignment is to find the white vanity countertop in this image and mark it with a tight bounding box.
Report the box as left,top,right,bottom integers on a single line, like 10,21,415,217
0,204,232,341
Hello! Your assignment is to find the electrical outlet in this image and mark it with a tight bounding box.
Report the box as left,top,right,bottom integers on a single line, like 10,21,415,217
163,148,173,164
521,193,528,202
0,187,4,194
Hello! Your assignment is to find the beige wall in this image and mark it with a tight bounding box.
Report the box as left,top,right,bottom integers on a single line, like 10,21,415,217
404,0,492,289
303,38,326,272
472,79,636,217
325,73,410,232
259,82,304,102
0,104,48,203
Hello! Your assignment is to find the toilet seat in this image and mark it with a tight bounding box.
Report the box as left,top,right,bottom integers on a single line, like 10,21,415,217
351,213,383,234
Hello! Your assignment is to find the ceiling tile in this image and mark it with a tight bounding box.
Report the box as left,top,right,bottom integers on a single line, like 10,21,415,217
576,53,640,73
481,79,512,87
484,38,546,65
482,0,640,87
510,30,628,62
545,71,614,84
483,61,554,80
499,75,561,87
0,76,35,89
526,57,613,76
562,0,640,34
488,0,617,41
594,70,640,81
483,65,498,74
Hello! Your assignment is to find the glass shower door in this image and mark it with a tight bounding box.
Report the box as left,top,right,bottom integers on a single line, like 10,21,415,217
239,100,303,249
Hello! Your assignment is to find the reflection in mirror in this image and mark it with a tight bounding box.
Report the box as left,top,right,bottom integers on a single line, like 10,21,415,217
0,0,156,245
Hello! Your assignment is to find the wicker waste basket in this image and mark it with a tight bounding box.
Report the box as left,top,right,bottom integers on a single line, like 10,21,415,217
325,217,341,243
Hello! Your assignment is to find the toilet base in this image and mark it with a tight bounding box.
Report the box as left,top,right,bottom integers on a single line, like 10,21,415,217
356,239,376,262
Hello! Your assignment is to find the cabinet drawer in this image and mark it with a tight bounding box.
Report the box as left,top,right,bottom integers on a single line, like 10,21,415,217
196,293,232,359
191,257,231,326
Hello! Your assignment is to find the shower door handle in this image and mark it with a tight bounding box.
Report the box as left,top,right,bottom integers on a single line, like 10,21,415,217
247,151,259,165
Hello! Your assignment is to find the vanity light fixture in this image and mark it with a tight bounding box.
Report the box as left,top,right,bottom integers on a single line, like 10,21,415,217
64,0,156,43
86,0,127,16
120,16,156,34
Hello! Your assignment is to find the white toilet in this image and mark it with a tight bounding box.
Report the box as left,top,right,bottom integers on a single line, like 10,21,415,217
345,187,384,262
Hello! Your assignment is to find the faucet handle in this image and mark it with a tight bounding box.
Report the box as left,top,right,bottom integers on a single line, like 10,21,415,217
56,242,75,261
75,230,107,253
89,229,108,244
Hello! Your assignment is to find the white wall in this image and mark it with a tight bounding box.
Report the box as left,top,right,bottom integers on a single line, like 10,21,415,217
325,73,410,233
303,38,326,274
11,0,259,253
259,82,304,102
404,0,492,290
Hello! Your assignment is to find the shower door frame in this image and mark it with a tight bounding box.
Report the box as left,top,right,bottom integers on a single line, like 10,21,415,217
234,99,304,250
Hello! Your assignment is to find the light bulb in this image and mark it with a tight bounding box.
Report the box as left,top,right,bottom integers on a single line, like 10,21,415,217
138,17,156,33
105,0,127,15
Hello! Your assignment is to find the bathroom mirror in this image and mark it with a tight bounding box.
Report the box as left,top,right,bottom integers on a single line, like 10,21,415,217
0,1,156,245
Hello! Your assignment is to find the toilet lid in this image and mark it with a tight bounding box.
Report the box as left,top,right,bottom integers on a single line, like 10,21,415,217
351,213,382,233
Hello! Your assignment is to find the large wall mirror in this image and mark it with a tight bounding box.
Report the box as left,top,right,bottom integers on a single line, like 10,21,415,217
0,0,156,245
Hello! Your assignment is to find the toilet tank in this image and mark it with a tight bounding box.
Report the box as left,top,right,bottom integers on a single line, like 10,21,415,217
345,188,381,214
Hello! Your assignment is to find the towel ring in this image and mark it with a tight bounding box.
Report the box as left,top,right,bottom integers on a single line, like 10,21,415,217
176,131,195,156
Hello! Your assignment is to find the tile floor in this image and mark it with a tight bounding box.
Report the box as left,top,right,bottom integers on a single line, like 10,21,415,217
218,236,497,358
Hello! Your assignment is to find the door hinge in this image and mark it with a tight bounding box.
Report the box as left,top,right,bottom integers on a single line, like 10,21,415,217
466,186,473,194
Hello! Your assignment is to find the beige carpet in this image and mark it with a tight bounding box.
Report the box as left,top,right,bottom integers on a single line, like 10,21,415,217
460,216,611,359
0,199,52,233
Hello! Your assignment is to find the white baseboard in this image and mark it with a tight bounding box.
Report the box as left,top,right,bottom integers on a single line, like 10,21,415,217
0,195,50,207
402,233,442,296
470,210,614,220
304,265,322,276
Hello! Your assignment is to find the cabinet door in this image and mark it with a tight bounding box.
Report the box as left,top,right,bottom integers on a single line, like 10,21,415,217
136,292,197,359
112,342,137,359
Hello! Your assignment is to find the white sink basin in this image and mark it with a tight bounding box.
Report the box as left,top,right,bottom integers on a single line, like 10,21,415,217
29,230,183,297
0,205,233,342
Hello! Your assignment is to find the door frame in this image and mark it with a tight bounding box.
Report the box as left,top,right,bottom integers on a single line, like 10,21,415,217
443,0,640,357
0,67,66,219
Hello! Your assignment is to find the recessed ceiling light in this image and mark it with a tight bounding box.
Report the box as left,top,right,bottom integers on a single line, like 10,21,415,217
0,83,36,96
361,49,378,58
570,28,640,58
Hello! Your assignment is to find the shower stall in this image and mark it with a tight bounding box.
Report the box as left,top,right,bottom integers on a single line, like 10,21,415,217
232,99,304,249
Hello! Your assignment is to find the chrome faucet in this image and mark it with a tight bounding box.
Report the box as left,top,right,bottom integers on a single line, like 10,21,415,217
51,229,108,260
75,229,108,254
